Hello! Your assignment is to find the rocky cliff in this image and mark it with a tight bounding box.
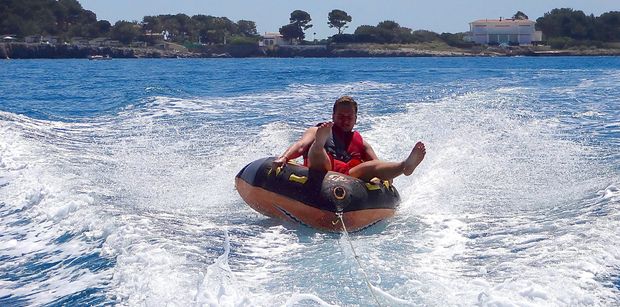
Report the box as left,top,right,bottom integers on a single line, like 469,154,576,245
2,43,619,59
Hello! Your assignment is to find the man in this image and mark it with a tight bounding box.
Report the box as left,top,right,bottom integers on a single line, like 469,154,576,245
273,96,425,181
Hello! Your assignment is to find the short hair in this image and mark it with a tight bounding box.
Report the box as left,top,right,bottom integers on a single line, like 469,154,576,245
333,96,358,114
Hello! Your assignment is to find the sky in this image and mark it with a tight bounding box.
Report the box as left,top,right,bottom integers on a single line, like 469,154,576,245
80,0,619,39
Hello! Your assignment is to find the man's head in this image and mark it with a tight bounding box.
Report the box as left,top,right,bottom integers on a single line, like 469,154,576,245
332,96,357,132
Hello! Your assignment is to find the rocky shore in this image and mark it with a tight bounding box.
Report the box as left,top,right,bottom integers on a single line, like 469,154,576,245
2,42,619,59
0,43,201,59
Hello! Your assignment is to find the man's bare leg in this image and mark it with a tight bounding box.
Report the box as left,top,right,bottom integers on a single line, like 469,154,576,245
349,142,426,181
307,122,333,172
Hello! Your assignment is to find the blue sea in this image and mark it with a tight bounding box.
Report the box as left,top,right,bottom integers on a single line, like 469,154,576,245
1,57,619,306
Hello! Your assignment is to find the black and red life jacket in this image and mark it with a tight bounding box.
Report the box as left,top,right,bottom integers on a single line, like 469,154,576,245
304,124,365,168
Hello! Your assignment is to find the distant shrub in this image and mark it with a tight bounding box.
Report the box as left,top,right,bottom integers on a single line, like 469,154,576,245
229,36,258,45
567,39,604,48
439,32,475,48
184,42,202,50
411,30,440,43
548,37,572,49
329,34,356,43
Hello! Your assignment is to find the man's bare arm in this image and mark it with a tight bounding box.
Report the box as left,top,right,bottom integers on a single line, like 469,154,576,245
273,127,318,166
363,140,379,161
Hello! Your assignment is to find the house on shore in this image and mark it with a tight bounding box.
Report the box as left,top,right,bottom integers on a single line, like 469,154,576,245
144,30,167,42
466,18,542,45
259,32,291,48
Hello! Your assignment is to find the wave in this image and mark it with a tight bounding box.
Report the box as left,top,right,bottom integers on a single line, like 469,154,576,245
1,73,619,305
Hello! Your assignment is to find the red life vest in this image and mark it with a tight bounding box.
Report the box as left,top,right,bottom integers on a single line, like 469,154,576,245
304,125,365,174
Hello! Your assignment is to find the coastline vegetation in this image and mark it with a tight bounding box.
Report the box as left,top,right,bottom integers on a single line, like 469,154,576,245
536,8,620,49
0,0,258,45
1,0,619,57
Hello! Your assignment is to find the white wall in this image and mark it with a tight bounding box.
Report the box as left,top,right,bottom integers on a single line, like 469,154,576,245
469,21,538,45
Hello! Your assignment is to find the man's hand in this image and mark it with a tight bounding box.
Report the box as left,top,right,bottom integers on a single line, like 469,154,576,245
272,156,288,168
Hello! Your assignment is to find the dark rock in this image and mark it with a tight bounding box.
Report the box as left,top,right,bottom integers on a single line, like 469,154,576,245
2,42,618,59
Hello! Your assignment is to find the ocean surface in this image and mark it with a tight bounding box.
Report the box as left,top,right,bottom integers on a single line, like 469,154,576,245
1,57,619,306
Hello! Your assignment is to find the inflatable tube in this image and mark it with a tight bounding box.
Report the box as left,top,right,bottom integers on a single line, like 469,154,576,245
235,157,401,232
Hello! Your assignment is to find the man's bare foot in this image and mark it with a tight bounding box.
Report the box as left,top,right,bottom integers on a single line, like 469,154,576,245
403,142,426,176
314,122,333,147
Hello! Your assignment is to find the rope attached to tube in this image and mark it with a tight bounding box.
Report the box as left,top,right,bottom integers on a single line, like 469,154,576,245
336,212,382,307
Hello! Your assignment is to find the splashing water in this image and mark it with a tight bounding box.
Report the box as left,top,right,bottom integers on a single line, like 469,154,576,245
1,57,619,306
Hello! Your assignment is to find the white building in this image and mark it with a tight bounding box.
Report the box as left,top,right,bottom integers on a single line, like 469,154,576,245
259,32,291,47
468,18,543,45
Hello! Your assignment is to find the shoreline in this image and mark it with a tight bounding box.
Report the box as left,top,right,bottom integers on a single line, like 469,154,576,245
2,42,619,59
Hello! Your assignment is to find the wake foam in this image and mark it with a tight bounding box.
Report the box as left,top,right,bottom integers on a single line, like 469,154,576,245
0,112,116,305
2,71,618,306
360,89,610,215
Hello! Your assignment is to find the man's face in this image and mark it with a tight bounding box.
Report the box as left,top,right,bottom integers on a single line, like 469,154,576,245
332,105,357,132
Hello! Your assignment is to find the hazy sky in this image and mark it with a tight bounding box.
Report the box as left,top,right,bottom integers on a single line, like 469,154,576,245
80,1,619,39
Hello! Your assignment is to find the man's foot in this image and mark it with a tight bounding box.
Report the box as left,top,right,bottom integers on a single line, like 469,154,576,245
403,142,426,176
314,122,333,147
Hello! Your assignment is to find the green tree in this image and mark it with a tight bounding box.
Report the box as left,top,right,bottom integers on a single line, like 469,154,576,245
207,16,237,44
67,9,99,37
143,14,256,44
328,9,352,34
58,0,84,15
595,11,620,41
395,26,414,43
111,20,141,44
30,7,56,35
142,16,164,33
96,20,112,34
377,20,400,31
536,8,593,40
0,0,117,38
440,32,474,48
279,23,304,41
353,25,379,42
290,10,312,30
166,14,192,42
0,1,255,45
352,24,394,43
237,20,257,36
351,21,441,44
56,0,85,32
376,21,402,43
513,11,529,20
278,10,312,42
411,30,440,43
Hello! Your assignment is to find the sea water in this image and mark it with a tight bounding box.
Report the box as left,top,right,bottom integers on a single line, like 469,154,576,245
0,57,619,306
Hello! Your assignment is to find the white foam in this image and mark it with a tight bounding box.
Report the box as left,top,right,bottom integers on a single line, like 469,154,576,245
2,71,619,306
284,294,340,307
573,110,604,118
339,85,619,305
577,79,595,88
601,185,619,200
0,239,18,249
362,90,608,215
0,112,119,305
369,285,415,306
194,231,252,306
